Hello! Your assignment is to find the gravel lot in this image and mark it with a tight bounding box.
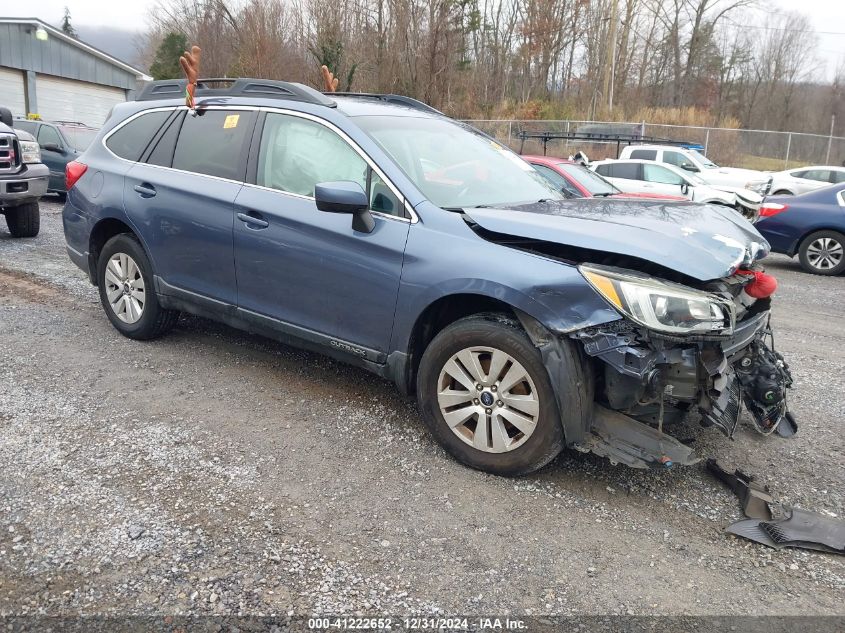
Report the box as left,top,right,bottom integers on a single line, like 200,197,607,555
1,199,843,620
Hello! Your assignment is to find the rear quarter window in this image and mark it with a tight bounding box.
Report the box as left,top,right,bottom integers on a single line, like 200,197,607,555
106,110,172,161
630,149,657,160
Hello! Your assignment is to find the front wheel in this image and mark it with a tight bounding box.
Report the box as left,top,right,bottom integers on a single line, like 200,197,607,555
798,230,845,275
97,234,180,339
416,314,566,476
4,201,40,237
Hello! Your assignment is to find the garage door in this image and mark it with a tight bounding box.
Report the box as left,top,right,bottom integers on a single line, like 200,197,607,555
35,74,126,128
0,67,27,118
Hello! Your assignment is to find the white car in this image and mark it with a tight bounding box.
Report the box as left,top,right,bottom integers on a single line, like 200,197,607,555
768,166,845,196
618,145,771,196
590,159,763,219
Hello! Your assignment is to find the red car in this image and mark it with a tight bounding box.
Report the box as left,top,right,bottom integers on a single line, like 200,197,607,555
523,155,686,201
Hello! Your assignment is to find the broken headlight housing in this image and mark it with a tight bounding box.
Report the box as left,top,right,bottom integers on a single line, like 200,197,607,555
19,140,42,164
580,264,735,335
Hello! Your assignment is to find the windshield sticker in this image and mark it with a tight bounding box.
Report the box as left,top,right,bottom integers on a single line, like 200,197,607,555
223,114,240,129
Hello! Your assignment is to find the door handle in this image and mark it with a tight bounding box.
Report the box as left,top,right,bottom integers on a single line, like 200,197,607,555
133,183,156,198
237,212,269,229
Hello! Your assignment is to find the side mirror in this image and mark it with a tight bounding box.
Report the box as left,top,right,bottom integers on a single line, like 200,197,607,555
680,182,690,196
315,181,374,233
681,163,699,172
41,142,62,153
0,107,12,127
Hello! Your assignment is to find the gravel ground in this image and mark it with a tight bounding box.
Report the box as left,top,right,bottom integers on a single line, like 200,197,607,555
0,199,843,620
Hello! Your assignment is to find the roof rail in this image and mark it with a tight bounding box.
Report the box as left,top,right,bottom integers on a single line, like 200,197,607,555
330,92,442,115
136,78,337,108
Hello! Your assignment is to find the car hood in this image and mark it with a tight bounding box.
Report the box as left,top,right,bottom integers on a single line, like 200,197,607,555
464,198,770,281
707,166,766,180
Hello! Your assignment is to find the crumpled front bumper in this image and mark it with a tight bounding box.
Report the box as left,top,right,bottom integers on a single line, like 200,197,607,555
563,310,791,469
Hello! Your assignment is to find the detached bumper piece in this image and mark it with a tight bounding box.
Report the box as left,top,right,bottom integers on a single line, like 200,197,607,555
727,510,845,555
709,459,845,555
576,405,699,469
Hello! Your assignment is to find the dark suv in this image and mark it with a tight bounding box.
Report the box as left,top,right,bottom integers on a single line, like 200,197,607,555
13,118,98,195
62,79,797,475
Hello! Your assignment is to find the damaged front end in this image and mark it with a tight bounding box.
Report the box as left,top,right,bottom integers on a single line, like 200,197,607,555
567,265,795,469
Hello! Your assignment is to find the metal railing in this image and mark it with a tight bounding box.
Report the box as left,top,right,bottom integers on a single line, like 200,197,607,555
462,119,845,171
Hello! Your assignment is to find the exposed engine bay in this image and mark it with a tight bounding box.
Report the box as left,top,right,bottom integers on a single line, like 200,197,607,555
570,267,796,468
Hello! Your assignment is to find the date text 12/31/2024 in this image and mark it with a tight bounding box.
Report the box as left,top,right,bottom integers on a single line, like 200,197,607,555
308,617,527,630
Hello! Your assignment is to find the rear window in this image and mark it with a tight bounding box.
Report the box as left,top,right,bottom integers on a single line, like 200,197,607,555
59,125,98,151
106,111,171,161
13,120,38,135
172,110,255,180
630,149,657,160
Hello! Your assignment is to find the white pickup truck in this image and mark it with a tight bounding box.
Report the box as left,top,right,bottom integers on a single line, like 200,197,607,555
618,145,772,197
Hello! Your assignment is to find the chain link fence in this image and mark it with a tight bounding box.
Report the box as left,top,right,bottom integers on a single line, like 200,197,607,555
462,119,845,171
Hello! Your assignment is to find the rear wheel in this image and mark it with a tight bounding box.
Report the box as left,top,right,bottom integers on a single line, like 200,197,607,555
798,230,845,275
97,234,180,339
4,201,40,238
416,314,566,476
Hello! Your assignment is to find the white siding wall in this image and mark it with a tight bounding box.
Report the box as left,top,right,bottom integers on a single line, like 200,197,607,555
35,74,126,127
0,66,27,117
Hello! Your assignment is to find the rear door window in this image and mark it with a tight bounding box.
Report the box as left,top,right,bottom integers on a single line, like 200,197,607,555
630,149,657,160
832,171,845,184
172,110,256,180
106,110,171,161
801,169,831,183
607,162,641,180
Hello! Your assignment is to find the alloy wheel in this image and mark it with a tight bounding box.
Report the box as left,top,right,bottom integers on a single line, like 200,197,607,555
806,237,843,271
104,253,145,324
436,346,540,453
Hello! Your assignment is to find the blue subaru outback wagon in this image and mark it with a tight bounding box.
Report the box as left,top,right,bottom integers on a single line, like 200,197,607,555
63,78,797,475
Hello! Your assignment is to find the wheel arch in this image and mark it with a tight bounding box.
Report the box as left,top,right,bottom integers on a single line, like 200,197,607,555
88,216,149,285
399,293,532,395
790,225,845,257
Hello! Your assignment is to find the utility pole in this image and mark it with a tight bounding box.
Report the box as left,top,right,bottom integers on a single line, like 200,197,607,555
825,114,836,164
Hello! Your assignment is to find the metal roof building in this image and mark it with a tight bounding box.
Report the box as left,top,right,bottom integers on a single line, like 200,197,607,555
0,17,151,127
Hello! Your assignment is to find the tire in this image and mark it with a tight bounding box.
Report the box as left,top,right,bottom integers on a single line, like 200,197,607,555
97,233,180,340
416,313,566,476
4,201,40,238
797,230,845,276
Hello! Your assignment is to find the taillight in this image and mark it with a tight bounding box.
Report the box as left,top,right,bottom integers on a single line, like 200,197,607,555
759,202,788,217
65,160,88,191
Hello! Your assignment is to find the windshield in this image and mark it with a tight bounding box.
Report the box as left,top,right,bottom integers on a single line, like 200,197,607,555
556,163,620,195
59,126,99,151
689,149,718,169
355,116,562,208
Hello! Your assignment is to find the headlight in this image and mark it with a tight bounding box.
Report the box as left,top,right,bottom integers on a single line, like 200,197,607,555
746,180,769,195
19,140,41,164
580,265,735,335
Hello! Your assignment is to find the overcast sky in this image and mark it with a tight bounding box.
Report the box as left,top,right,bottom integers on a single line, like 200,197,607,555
2,0,844,79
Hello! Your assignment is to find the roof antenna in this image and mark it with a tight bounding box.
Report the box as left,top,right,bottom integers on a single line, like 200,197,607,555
179,45,202,110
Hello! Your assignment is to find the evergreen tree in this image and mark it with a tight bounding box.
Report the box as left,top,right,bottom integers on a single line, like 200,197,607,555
61,7,77,37
149,32,189,81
